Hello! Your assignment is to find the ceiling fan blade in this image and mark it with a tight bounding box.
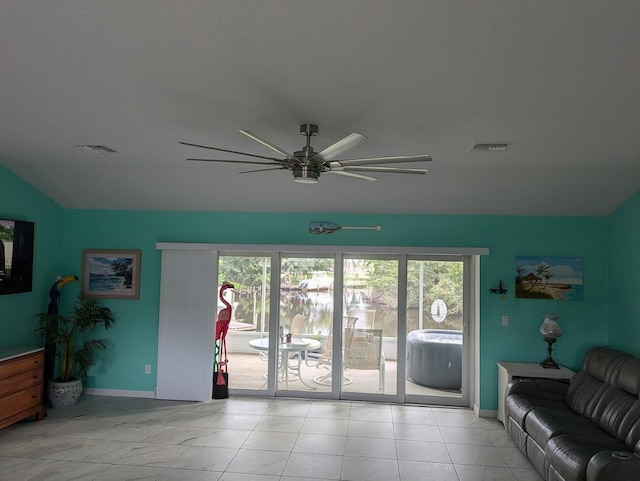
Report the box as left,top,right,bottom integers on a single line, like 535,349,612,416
334,154,432,166
239,167,289,174
313,133,367,162
238,130,295,159
187,158,284,166
342,166,428,174
328,170,378,182
179,141,284,162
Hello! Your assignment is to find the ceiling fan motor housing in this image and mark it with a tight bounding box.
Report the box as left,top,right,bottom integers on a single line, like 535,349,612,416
300,123,319,136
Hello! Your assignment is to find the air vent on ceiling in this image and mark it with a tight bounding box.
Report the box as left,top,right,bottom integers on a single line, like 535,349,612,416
77,144,117,154
471,143,509,152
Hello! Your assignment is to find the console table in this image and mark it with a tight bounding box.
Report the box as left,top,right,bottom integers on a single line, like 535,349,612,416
0,347,46,430
497,361,575,425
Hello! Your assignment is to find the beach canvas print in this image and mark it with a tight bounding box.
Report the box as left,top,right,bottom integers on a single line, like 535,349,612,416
82,249,141,299
515,256,583,300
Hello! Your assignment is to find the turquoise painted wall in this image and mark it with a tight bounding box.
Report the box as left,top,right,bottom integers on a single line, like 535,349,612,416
0,166,65,346
62,210,609,409
609,188,640,356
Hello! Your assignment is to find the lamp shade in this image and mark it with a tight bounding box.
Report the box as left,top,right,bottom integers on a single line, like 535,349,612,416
539,314,562,339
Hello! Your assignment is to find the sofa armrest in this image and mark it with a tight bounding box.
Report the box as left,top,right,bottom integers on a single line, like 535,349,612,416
587,450,640,481
506,377,569,401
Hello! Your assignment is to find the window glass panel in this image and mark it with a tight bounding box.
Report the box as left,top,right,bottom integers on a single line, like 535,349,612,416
218,255,270,390
406,259,464,399
342,258,397,395
279,257,335,392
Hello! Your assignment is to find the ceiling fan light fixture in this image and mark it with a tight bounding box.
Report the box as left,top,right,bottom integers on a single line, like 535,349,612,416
293,165,320,184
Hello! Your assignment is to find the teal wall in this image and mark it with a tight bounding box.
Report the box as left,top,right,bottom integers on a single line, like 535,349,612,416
2,165,622,410
0,166,65,346
61,210,609,409
608,189,640,356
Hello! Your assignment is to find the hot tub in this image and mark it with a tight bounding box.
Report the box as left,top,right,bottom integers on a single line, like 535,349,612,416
406,329,462,390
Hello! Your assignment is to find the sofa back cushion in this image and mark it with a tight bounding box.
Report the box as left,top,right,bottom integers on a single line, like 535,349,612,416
566,349,640,449
581,347,630,384
565,348,630,419
616,358,640,451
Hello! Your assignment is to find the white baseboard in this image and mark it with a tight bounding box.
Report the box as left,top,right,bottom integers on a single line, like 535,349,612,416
83,388,156,399
473,403,498,418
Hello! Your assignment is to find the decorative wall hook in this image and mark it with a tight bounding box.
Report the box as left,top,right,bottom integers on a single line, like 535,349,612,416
490,280,508,297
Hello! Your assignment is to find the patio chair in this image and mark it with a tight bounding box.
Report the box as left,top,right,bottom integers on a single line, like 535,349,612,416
305,330,333,384
346,307,376,329
305,331,353,386
344,328,385,392
289,314,306,340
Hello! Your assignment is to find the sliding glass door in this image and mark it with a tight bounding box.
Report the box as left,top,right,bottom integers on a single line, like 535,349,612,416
214,250,471,406
278,256,335,394
341,257,397,397
217,255,272,391
405,258,469,405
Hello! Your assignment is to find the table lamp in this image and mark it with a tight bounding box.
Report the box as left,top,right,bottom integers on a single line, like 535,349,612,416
539,314,562,369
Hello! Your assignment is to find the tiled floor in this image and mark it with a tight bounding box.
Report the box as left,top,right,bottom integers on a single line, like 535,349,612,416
0,395,543,481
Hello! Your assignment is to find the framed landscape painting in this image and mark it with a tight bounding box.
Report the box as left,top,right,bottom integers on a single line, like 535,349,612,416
515,256,583,300
82,249,141,299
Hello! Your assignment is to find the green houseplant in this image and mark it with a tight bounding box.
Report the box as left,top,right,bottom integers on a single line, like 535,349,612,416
34,291,116,407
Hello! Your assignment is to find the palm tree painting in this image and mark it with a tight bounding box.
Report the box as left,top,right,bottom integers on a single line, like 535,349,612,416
82,249,141,299
515,256,583,300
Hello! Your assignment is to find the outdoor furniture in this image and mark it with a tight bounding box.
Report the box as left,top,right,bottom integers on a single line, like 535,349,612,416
346,307,376,329
248,337,321,389
305,331,353,387
406,329,462,390
344,328,385,392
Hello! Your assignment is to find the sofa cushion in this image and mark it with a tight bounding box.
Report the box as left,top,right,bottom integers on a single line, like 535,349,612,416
618,358,640,396
621,402,640,456
581,348,631,385
565,348,631,419
565,371,609,419
546,434,628,481
525,407,612,449
590,386,640,443
506,392,567,429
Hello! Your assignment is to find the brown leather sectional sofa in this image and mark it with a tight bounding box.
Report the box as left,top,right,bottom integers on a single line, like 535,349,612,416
505,347,640,481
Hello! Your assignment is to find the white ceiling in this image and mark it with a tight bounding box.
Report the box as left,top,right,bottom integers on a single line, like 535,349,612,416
2,1,640,216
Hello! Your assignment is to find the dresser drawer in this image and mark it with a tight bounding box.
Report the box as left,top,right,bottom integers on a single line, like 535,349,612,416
0,385,43,417
0,352,44,378
0,368,43,398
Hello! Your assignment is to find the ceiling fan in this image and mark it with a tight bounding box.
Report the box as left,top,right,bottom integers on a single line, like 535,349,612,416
180,123,432,184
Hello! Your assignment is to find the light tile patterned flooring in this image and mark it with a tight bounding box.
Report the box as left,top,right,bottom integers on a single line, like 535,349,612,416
0,395,543,481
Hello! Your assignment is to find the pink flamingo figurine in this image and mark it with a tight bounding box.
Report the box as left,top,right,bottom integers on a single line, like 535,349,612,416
214,282,234,386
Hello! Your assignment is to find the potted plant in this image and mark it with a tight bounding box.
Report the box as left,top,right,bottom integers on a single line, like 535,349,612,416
34,291,116,407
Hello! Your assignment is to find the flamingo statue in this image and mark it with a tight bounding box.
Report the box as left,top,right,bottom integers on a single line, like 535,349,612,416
214,281,234,387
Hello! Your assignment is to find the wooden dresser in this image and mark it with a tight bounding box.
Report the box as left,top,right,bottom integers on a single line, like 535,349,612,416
0,347,46,430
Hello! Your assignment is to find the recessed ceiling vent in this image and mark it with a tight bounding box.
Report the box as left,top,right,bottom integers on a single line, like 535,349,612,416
471,143,509,152
77,144,117,154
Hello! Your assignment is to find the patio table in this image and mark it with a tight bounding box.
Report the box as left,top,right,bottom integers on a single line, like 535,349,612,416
249,337,321,389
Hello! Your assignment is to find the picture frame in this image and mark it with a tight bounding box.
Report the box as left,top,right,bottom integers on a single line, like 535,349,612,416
82,249,141,299
515,255,583,301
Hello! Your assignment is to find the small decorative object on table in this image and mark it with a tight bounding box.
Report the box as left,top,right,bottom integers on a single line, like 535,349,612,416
539,313,562,369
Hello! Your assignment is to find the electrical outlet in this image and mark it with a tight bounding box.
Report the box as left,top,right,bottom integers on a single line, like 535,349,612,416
144,364,151,374
502,315,510,326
